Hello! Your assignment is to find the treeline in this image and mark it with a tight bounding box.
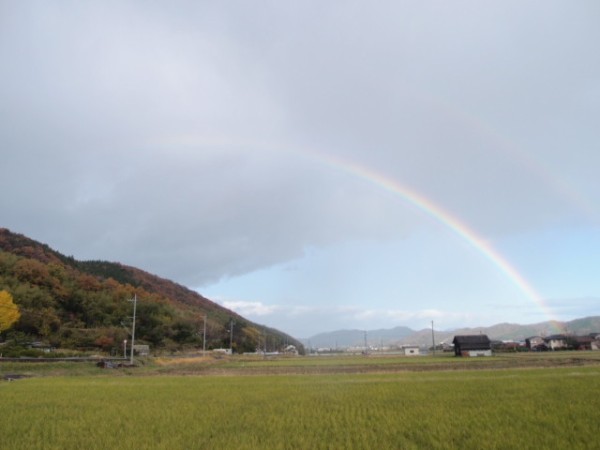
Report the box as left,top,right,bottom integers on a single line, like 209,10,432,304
0,228,302,355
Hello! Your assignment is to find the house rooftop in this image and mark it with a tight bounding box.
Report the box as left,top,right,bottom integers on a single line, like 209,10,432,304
453,335,491,344
544,334,568,340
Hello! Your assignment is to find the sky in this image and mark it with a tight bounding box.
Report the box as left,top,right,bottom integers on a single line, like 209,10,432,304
1,1,599,338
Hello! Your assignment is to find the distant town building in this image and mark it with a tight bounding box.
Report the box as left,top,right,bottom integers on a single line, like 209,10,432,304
543,335,568,351
591,334,600,351
571,335,593,350
284,345,298,355
525,336,545,350
492,341,522,352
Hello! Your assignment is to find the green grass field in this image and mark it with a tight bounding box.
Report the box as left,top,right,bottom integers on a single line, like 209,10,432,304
2,354,600,449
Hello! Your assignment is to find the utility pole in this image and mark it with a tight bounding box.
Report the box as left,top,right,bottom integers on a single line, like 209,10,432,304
128,294,137,364
431,320,436,356
364,330,368,354
203,315,207,357
229,319,235,355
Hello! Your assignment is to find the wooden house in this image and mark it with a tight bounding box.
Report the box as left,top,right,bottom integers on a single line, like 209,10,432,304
452,335,492,357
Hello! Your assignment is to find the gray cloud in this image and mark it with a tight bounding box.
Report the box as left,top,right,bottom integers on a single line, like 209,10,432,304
1,1,599,294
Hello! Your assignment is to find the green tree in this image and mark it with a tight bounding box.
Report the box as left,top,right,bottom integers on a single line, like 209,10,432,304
0,290,20,332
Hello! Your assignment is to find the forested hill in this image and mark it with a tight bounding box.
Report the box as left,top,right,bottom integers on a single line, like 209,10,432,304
0,228,302,354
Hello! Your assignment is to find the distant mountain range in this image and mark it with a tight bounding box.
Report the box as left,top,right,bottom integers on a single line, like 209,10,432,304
304,317,600,349
305,326,414,349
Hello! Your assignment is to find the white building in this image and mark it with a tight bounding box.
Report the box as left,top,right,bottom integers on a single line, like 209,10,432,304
403,346,420,356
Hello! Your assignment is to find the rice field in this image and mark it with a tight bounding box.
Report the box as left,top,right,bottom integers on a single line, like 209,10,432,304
2,361,600,449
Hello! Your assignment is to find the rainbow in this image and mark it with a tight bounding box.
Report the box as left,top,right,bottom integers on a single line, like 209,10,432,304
157,134,566,330
304,150,563,330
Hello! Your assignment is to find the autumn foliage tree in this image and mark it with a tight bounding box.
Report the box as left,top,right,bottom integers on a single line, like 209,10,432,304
0,228,305,353
0,290,20,332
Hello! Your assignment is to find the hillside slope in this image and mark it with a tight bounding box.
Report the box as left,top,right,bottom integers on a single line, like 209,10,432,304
0,228,301,354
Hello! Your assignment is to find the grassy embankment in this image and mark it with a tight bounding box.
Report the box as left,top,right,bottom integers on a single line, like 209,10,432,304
2,353,600,449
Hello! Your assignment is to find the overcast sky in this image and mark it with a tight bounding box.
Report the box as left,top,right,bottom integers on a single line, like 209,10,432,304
2,1,599,338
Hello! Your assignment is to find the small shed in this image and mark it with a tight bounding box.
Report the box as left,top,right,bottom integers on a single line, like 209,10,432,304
133,344,150,356
403,346,420,356
213,348,232,355
452,335,492,357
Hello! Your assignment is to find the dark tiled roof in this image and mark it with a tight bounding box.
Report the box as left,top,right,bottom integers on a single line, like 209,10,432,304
544,335,567,341
452,335,491,345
